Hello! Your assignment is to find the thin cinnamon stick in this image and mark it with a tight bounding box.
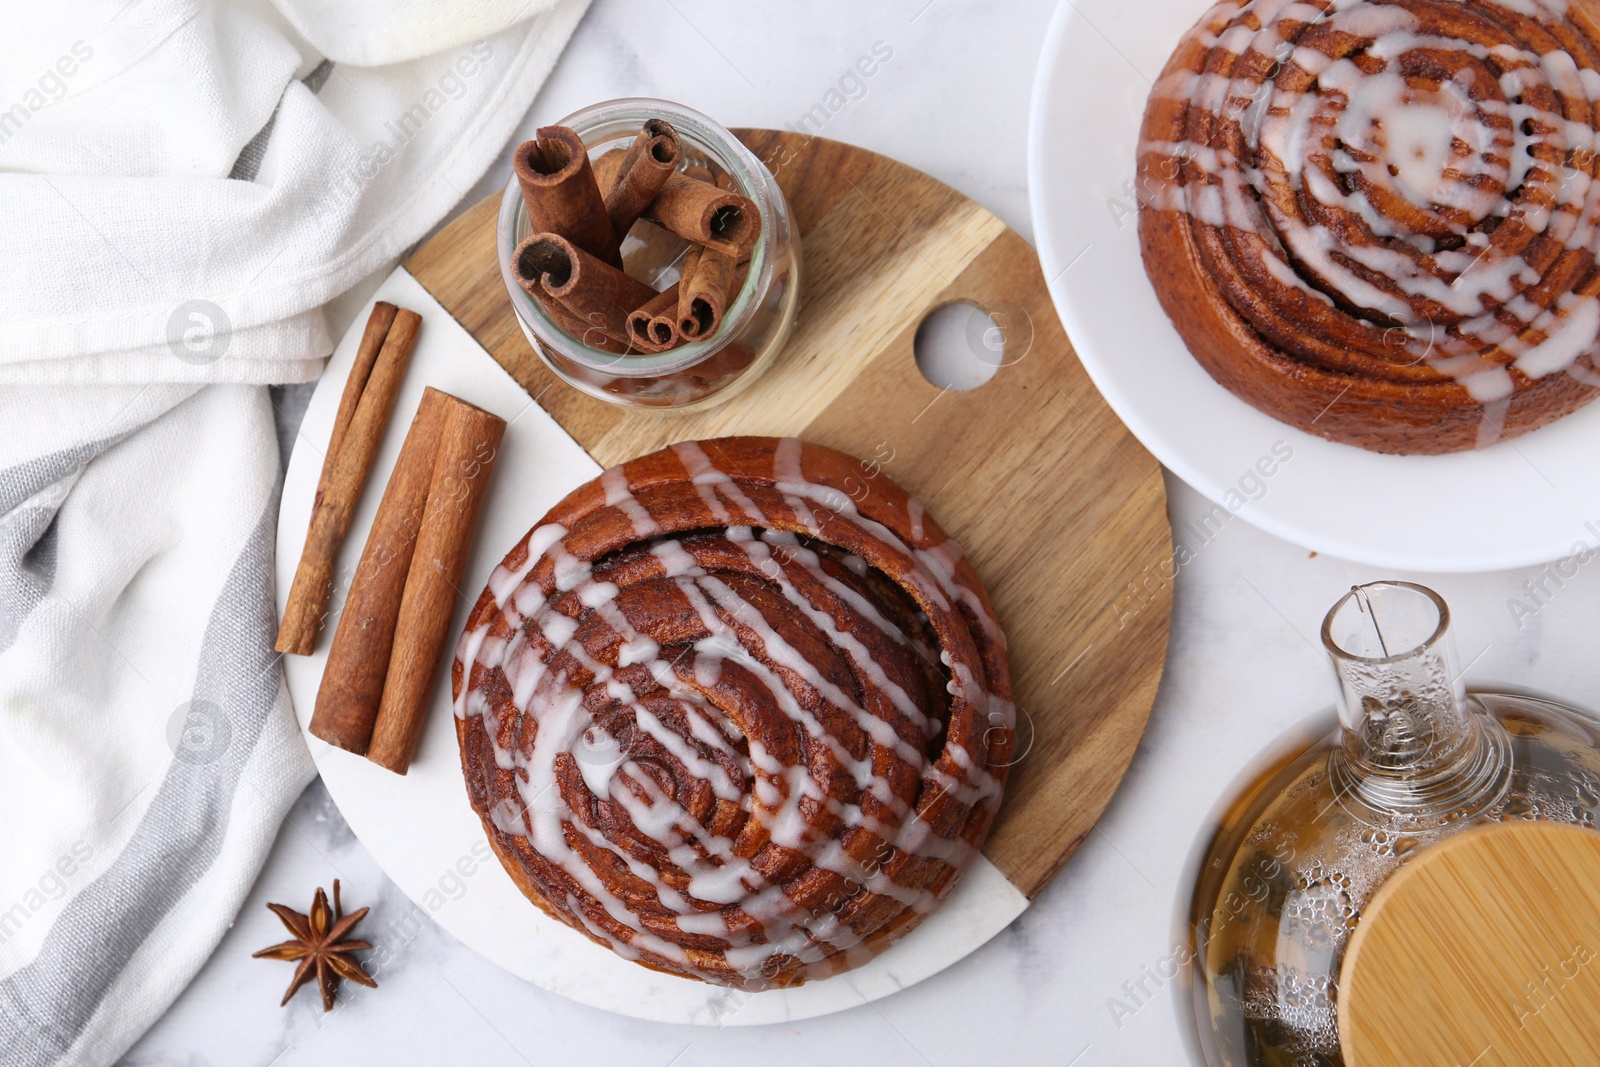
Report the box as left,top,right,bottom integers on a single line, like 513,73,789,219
367,398,507,774
673,246,706,337
513,232,657,347
514,126,619,267
628,284,681,351
604,119,681,244
678,246,743,340
309,389,449,754
277,306,422,655
323,303,397,490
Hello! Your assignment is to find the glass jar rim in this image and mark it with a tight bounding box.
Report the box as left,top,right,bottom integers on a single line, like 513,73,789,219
496,97,777,378
1320,580,1451,665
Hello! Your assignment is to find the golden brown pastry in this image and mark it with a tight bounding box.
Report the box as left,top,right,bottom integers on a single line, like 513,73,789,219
452,437,1013,989
1139,0,1600,454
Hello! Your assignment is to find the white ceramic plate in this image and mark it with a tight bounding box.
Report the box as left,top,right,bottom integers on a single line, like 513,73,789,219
275,268,1028,1026
1027,0,1600,573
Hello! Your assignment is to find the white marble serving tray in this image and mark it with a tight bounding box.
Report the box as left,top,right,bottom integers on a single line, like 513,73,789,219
274,267,1029,1026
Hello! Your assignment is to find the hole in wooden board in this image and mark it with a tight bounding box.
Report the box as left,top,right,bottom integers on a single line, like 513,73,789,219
913,301,1032,391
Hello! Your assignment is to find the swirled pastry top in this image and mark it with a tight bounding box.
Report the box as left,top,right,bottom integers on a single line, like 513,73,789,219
451,437,1014,989
1138,0,1600,454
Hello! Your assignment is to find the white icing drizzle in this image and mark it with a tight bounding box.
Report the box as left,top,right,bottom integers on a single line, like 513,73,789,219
601,465,659,538
1141,0,1600,400
451,440,1013,988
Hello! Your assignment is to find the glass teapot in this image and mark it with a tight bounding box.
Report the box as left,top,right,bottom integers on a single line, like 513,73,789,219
1183,581,1600,1067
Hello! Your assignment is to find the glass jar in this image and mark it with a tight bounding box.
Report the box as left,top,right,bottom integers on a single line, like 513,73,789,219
1183,581,1600,1067
495,98,800,412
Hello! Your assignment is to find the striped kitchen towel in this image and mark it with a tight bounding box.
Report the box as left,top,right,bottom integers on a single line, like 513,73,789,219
0,1,588,1063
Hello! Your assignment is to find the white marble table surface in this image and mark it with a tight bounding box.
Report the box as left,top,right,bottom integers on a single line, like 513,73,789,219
121,1,1600,1064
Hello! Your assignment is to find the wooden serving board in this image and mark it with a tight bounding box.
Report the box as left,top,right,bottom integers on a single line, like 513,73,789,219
405,129,1172,901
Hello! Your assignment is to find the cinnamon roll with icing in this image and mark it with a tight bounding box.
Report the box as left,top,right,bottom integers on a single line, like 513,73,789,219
1139,0,1600,454
452,437,1013,989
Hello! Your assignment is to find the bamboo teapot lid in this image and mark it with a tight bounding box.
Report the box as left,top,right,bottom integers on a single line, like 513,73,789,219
1339,821,1600,1067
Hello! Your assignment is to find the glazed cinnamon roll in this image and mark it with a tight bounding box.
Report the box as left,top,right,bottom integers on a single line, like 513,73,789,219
452,437,1013,989
1139,0,1600,454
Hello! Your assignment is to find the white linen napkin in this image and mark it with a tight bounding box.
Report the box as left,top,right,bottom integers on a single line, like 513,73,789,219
0,1,588,1063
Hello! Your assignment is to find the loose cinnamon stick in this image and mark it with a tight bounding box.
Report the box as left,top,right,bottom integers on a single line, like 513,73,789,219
323,303,397,487
513,232,657,347
367,399,507,774
604,119,681,245
627,285,681,351
513,126,619,267
277,306,422,655
309,389,449,754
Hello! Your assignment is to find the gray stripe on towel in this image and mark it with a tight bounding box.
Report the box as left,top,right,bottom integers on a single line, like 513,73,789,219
0,434,132,655
0,498,284,1064
229,60,335,182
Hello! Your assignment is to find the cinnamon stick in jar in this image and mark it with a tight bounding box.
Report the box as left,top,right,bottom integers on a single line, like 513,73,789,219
644,173,758,258
277,305,422,656
309,388,448,755
604,119,681,243
595,149,755,258
627,284,681,351
514,126,620,267
674,246,707,338
366,398,506,774
593,149,688,287
513,232,657,347
677,246,744,340
534,291,635,356
591,148,625,195
678,168,752,340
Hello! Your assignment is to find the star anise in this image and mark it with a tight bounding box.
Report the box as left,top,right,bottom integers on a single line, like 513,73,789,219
252,879,377,1011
